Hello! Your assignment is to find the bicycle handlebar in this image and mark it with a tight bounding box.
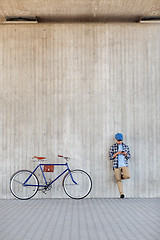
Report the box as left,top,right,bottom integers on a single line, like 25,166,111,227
58,155,69,161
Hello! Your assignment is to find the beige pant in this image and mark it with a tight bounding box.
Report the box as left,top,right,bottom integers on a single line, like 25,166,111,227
114,167,130,195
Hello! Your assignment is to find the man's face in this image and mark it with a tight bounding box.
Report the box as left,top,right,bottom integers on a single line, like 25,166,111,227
116,140,122,145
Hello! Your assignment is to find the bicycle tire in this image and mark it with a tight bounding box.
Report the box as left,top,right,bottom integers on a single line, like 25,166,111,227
10,170,39,200
62,169,92,199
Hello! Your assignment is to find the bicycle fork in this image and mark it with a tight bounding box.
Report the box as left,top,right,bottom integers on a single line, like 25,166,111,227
66,163,78,185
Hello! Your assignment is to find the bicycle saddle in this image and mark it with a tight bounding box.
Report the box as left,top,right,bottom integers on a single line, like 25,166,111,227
34,156,46,160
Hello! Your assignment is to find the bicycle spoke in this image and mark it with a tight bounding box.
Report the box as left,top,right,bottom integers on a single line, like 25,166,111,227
13,179,23,185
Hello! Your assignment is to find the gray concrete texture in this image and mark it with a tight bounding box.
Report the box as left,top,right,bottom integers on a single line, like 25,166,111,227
0,24,160,199
0,0,160,23
0,198,160,240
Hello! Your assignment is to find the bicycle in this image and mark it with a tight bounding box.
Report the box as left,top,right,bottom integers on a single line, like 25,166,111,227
10,155,92,200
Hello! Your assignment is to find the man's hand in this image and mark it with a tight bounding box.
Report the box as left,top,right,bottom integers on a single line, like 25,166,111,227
122,151,127,157
113,151,127,158
113,151,122,158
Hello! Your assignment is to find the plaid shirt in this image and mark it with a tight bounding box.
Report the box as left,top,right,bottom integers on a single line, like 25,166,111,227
109,142,131,170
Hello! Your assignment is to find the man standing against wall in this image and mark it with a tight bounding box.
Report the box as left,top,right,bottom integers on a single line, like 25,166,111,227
109,133,131,198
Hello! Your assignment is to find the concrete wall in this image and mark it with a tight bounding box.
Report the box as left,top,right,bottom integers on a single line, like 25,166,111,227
1,0,160,23
0,23,160,199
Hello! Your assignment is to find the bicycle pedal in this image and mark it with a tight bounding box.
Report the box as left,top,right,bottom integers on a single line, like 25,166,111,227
39,189,47,194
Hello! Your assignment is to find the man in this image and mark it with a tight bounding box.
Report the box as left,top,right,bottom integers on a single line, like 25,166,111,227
109,133,131,198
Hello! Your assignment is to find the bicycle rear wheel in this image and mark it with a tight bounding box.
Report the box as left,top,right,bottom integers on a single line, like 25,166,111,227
62,169,92,199
10,170,39,200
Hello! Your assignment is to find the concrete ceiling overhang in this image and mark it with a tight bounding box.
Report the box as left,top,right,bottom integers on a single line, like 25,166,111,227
0,0,160,23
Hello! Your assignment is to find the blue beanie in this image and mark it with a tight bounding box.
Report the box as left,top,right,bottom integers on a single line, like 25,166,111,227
115,133,123,141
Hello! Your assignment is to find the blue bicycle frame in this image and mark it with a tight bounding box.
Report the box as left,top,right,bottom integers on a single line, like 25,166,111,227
23,162,77,187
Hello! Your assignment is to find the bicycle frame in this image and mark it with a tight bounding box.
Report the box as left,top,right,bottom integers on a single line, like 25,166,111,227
23,162,77,187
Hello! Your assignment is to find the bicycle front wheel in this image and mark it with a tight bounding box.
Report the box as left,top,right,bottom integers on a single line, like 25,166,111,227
10,170,39,200
63,169,92,199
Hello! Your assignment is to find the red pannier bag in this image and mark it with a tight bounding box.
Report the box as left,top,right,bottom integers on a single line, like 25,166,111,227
44,165,54,172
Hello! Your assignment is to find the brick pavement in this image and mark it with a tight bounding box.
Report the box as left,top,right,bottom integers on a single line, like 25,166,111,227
0,198,160,240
